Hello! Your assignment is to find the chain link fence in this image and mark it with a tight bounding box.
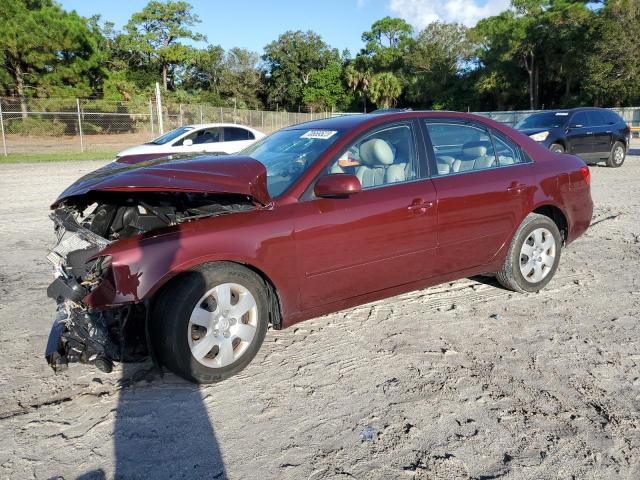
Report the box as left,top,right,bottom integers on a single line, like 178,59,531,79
0,96,639,156
0,97,333,156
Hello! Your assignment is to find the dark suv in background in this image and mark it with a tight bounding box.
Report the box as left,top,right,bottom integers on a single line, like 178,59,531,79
515,107,630,167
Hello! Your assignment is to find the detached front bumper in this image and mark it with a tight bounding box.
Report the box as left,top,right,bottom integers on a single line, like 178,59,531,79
44,301,117,373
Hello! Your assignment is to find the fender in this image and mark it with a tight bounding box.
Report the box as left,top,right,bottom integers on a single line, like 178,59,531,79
83,208,298,322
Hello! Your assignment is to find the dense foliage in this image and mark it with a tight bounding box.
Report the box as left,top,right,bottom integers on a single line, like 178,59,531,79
1,0,639,111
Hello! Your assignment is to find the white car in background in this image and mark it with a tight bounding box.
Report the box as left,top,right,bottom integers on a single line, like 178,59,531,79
116,123,265,163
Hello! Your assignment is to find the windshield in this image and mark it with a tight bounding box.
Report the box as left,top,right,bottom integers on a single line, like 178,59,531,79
241,128,343,197
149,126,194,145
516,112,569,129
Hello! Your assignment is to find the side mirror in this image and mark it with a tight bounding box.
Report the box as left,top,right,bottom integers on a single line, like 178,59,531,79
314,174,362,198
183,139,193,147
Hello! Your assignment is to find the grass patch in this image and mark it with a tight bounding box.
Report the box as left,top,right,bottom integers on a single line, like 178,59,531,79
0,151,116,164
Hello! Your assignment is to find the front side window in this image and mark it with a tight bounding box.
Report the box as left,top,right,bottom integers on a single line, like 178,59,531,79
570,112,589,127
176,128,221,146
586,110,606,127
424,122,496,175
326,123,419,189
242,128,344,197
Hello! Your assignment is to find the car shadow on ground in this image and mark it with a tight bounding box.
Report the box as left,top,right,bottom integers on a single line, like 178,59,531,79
76,365,228,480
75,231,228,479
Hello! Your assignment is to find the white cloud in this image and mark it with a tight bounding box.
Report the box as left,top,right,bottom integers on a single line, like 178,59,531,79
389,0,511,29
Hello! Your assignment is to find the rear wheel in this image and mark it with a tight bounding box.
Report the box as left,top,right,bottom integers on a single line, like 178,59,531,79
550,143,565,153
152,262,269,383
606,141,625,168
496,213,562,293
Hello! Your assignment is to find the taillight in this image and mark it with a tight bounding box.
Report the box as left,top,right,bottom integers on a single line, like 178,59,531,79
580,166,590,186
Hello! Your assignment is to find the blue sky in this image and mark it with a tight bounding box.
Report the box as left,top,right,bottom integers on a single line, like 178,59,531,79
59,0,511,55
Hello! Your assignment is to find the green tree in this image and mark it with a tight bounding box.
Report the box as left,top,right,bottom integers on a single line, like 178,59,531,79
221,48,264,109
360,16,414,71
368,72,402,108
121,0,205,91
344,63,372,112
405,22,472,108
0,0,104,114
583,0,640,106
302,61,348,111
262,30,340,110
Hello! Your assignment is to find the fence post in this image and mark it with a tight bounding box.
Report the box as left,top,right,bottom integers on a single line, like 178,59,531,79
0,100,7,157
76,98,84,152
149,99,155,139
155,82,164,135
199,105,203,123
220,107,223,122
179,103,183,125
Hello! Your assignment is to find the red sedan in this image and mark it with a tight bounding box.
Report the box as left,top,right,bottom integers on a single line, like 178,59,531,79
45,111,593,383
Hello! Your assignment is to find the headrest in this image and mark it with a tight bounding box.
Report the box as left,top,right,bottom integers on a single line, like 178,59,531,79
359,139,395,166
462,141,490,158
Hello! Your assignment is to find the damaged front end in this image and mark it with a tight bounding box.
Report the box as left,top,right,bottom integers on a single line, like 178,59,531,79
45,190,255,373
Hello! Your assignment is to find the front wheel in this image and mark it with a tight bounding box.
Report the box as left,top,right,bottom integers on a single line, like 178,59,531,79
606,141,625,168
496,213,562,293
152,262,269,383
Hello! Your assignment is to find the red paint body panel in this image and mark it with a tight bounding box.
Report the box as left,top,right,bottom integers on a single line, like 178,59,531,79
68,112,593,329
53,155,271,206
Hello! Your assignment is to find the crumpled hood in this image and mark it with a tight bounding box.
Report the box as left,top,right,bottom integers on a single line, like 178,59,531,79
52,154,271,207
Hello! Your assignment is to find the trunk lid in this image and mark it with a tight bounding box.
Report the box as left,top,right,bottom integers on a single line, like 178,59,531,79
52,154,271,207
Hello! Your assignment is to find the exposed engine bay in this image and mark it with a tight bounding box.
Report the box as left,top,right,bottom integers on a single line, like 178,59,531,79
45,191,255,373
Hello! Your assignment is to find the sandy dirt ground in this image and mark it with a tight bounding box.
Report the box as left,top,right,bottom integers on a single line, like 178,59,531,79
1,143,639,480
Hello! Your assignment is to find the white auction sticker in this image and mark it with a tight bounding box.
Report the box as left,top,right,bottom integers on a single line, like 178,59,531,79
301,130,337,139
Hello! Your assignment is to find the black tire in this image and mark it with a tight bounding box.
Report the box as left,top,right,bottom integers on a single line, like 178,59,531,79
152,262,269,384
496,213,562,293
549,143,565,153
606,141,625,168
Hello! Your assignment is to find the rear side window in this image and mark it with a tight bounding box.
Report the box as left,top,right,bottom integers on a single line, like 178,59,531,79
603,110,623,124
586,110,607,126
224,127,255,141
491,132,524,166
424,122,496,175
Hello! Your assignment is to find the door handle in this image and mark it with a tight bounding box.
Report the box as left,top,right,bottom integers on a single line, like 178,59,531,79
507,182,528,194
408,199,434,214
586,132,594,135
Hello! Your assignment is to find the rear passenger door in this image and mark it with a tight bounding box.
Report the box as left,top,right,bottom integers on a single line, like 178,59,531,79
586,110,613,159
421,119,534,274
566,112,593,159
222,127,256,153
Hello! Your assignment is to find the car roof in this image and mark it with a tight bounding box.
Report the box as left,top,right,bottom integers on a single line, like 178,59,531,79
183,123,257,129
281,111,491,131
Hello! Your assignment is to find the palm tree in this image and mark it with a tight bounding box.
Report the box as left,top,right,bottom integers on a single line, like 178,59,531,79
368,72,402,108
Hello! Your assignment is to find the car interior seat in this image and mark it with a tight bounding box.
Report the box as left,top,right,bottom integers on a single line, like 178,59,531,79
356,138,395,188
452,141,495,172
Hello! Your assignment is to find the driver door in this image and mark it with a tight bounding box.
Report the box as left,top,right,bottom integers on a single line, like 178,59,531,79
173,127,222,153
293,120,439,310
